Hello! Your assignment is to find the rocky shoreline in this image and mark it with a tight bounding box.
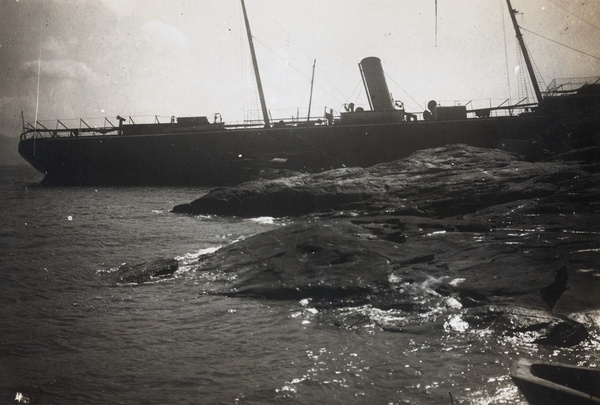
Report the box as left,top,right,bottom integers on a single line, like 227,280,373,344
115,145,600,348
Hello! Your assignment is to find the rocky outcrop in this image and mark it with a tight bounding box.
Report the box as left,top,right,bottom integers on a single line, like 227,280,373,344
462,305,589,347
172,145,590,218
193,214,595,346
172,168,374,217
103,258,179,284
197,221,394,301
540,266,570,310
176,145,600,346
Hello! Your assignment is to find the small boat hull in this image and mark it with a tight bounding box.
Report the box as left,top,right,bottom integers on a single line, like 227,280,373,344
511,358,600,405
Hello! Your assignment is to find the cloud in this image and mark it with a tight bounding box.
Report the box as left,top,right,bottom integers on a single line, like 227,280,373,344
99,0,137,18
142,20,190,51
42,36,79,58
22,59,98,82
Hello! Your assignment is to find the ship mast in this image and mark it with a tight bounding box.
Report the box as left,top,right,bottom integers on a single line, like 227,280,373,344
506,0,543,103
240,0,270,128
306,59,316,124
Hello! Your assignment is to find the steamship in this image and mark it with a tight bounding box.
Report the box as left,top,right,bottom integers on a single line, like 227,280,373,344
18,0,600,186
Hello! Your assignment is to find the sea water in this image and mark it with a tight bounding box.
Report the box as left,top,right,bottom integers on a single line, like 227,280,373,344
0,165,595,404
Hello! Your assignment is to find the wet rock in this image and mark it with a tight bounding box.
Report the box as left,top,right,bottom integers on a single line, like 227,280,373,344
540,266,569,310
456,290,489,308
462,305,589,347
105,258,178,284
173,145,586,219
173,168,374,217
179,145,600,346
553,145,600,164
199,220,396,302
533,319,589,347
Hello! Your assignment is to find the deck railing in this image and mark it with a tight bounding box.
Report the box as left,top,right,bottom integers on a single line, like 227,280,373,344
20,101,540,141
20,115,172,140
544,76,600,96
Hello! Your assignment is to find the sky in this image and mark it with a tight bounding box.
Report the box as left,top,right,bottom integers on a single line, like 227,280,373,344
1,0,599,139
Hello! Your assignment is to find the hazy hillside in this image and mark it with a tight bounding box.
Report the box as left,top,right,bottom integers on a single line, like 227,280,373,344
0,135,25,165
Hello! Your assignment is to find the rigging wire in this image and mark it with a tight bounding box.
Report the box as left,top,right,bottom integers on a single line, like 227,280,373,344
34,46,42,130
547,0,600,32
515,45,530,102
514,9,548,98
268,15,313,66
527,40,547,92
256,17,348,166
34,20,44,130
251,36,347,107
519,26,600,61
239,10,247,120
384,72,424,111
435,0,438,47
345,80,364,106
238,10,261,123
266,14,349,107
500,0,512,103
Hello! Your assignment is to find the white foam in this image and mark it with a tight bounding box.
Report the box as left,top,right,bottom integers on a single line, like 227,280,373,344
249,216,275,224
449,278,466,286
444,297,463,310
176,246,221,262
444,314,469,332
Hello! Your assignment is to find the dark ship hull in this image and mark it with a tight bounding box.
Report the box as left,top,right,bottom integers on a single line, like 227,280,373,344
18,111,579,187
18,98,600,187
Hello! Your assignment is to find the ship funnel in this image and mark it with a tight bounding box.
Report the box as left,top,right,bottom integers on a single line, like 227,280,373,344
359,57,394,111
